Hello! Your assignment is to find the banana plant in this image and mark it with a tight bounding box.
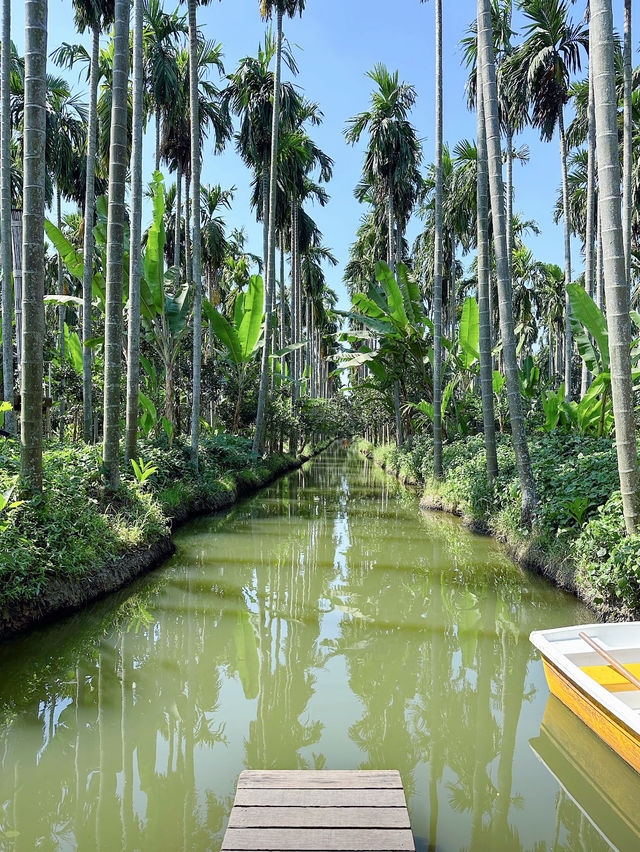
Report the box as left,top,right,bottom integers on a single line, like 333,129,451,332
567,283,640,437
203,273,264,431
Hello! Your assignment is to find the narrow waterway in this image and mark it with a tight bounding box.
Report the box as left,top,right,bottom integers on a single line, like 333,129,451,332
0,447,634,851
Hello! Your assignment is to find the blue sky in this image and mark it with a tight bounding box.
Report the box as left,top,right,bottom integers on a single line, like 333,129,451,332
11,0,635,309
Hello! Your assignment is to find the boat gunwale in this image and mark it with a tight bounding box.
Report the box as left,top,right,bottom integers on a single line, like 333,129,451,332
530,623,640,738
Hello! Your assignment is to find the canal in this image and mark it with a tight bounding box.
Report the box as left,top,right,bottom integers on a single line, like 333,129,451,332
0,446,631,850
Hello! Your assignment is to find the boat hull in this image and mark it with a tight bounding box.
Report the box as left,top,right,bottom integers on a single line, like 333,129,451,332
542,656,640,774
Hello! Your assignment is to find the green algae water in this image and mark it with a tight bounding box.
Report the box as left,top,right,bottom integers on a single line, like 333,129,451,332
0,447,633,851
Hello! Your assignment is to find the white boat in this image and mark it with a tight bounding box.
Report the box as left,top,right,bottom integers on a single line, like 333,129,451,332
530,621,640,774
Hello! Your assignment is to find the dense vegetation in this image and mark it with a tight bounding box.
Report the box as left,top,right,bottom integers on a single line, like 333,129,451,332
2,0,640,617
341,0,640,614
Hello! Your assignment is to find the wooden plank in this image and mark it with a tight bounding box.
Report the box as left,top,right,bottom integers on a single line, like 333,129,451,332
232,788,408,808
221,828,415,851
236,770,402,789
227,807,410,829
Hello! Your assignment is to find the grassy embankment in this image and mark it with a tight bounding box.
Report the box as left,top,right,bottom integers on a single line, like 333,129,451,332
0,435,330,637
357,433,640,619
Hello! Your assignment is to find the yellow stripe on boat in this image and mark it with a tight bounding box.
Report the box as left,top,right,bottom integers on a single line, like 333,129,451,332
582,663,640,692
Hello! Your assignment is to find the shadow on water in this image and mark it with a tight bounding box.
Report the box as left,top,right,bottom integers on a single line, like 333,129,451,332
0,446,617,851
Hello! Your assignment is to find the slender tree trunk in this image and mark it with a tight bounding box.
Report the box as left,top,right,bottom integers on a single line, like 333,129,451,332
102,0,129,489
174,162,182,279
432,0,443,475
155,107,161,173
125,0,143,464
10,210,22,385
582,42,596,397
290,204,297,402
81,23,99,443
505,124,514,284
279,233,285,350
622,0,632,290
21,0,48,491
262,151,270,276
189,0,203,464
56,186,65,442
477,65,498,482
387,188,403,446
559,109,572,400
478,0,537,525
1,0,14,432
253,9,283,454
591,0,640,534
596,205,604,310
185,173,192,286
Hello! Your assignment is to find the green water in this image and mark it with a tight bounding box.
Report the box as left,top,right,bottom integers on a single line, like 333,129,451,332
0,447,633,851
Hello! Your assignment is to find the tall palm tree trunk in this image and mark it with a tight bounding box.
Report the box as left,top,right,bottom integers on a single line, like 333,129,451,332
125,0,144,464
253,8,283,454
622,0,632,288
590,0,640,534
279,233,285,350
21,0,48,491
262,152,270,274
184,172,191,286
432,0,443,476
174,162,182,279
1,0,14,432
478,0,537,525
155,108,161,173
10,209,22,384
477,64,498,482
290,204,297,404
56,186,65,442
387,189,403,446
102,0,130,489
189,0,203,464
82,23,99,443
559,108,572,399
582,41,596,397
505,125,514,283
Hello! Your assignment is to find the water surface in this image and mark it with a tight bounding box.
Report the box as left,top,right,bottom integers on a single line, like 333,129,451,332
0,447,630,850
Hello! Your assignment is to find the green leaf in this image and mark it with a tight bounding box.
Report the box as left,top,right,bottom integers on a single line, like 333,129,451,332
492,371,505,394
568,283,609,372
144,172,166,316
459,297,480,368
64,324,83,374
44,220,85,281
375,261,408,328
44,294,83,306
237,275,264,359
203,300,243,365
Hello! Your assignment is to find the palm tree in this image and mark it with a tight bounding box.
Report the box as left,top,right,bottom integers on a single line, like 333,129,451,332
622,0,632,288
143,0,187,172
125,0,144,464
1,0,14,432
345,64,421,447
429,0,444,476
183,19,230,466
253,0,306,456
476,61,498,482
20,0,48,491
590,0,640,534
508,0,587,400
70,0,113,443
102,0,129,489
477,0,537,525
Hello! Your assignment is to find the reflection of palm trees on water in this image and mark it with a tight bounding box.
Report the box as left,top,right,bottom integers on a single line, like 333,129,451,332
0,449,602,850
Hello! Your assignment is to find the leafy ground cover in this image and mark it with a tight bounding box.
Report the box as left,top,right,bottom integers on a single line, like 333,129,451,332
0,434,325,611
357,434,639,617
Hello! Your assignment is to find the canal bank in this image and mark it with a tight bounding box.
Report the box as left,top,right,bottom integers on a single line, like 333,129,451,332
0,439,332,641
356,437,635,623
1,446,624,852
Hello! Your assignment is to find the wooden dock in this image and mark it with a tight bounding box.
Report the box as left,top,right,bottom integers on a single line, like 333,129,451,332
221,770,415,851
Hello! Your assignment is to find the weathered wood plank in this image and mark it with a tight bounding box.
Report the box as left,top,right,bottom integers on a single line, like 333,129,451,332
221,827,415,851
232,788,408,808
236,770,402,789
227,806,411,829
